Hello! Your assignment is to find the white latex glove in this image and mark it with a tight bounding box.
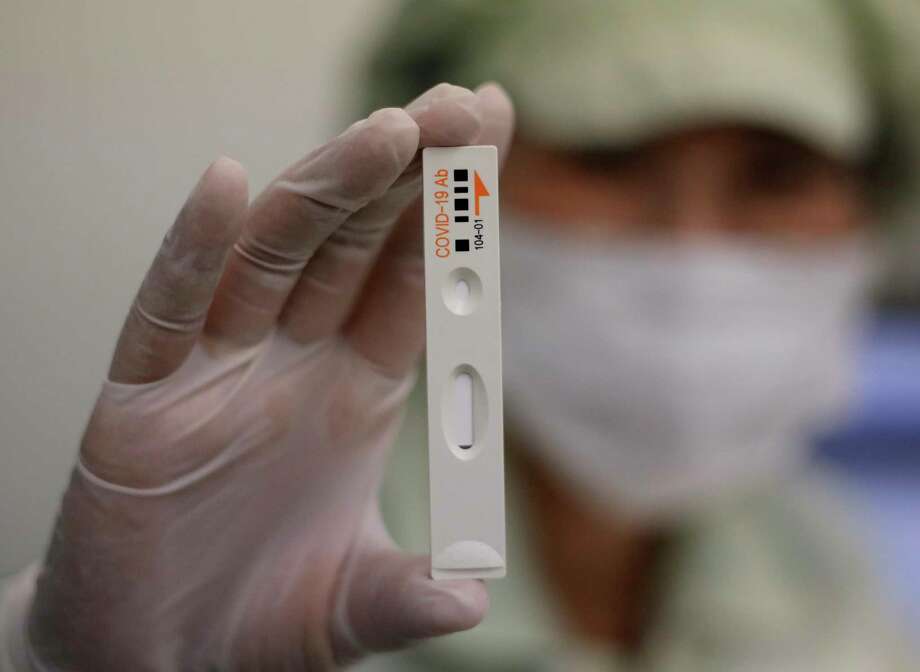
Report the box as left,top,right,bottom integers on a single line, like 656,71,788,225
1,82,514,671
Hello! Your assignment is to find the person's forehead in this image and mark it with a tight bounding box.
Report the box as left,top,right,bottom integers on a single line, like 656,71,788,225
516,125,839,171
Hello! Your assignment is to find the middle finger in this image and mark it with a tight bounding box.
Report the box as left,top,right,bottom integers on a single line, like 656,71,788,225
278,84,484,345
205,84,482,348
204,106,420,346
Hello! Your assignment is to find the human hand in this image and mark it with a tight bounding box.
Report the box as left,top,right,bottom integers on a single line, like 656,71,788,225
20,82,513,671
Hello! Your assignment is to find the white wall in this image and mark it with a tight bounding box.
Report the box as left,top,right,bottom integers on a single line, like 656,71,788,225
0,0,396,575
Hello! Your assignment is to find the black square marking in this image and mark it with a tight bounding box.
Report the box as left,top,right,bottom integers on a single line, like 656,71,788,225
453,169,468,182
454,185,469,193
454,215,469,223
455,239,470,252
454,198,469,211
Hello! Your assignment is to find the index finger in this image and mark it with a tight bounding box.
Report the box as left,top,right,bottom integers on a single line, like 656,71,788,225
343,83,516,377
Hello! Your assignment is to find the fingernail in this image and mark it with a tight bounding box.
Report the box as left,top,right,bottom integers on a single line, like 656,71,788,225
406,82,475,115
427,587,486,632
474,81,504,94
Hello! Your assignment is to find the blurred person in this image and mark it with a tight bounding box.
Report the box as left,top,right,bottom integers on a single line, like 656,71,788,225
362,2,920,670
2,1,920,671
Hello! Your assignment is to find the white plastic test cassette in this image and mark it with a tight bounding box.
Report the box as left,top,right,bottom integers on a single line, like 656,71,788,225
422,145,506,580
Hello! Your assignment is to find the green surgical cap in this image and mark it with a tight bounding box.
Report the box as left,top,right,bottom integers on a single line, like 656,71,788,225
361,0,920,213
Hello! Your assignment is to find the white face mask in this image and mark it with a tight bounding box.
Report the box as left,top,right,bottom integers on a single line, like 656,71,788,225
502,220,875,522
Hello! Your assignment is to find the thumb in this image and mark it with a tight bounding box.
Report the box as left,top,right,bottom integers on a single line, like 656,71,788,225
330,549,489,664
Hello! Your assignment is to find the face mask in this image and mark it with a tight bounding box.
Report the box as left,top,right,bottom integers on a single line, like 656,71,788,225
501,220,875,522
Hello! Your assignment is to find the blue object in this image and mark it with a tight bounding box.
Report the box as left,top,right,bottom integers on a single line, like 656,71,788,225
814,314,920,634
816,315,920,468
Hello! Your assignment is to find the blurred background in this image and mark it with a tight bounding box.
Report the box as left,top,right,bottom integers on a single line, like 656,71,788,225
1,0,919,651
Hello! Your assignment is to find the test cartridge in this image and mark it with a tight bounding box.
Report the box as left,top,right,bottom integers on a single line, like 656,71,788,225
422,145,506,581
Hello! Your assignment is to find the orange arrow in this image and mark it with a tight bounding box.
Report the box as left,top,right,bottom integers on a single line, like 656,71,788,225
473,170,490,216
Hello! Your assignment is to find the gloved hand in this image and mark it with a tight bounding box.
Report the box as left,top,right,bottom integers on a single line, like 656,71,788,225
1,82,514,671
